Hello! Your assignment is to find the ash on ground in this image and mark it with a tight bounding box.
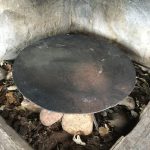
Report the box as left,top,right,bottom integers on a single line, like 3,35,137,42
0,61,150,150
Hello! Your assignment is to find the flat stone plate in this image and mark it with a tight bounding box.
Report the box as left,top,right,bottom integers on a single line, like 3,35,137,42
13,34,136,113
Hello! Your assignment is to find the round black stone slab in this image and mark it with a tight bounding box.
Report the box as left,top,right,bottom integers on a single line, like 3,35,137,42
13,34,136,113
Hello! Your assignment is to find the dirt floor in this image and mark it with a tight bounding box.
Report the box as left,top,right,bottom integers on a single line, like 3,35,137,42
0,61,150,150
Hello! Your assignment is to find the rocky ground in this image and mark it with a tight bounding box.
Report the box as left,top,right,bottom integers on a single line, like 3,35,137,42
0,61,150,150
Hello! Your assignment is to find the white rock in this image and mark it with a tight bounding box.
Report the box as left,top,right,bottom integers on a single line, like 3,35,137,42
62,114,93,135
7,85,17,91
73,135,86,146
40,109,63,126
6,72,12,80
0,68,6,81
119,96,135,110
21,99,41,112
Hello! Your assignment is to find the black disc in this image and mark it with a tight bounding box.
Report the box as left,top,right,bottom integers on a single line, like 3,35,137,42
13,34,136,113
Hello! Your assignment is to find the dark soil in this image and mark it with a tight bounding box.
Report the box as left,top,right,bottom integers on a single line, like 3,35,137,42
0,61,150,150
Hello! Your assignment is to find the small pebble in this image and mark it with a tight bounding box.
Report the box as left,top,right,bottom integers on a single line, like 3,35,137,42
6,92,16,104
40,109,63,126
62,114,93,135
6,72,13,80
0,105,5,111
21,98,41,112
7,85,17,91
99,125,109,137
0,61,4,66
108,114,127,128
119,96,135,110
107,109,113,114
0,68,6,81
73,134,86,146
101,111,107,117
5,63,12,71
131,110,139,118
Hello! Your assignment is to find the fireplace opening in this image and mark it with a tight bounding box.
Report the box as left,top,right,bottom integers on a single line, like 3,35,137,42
0,33,150,150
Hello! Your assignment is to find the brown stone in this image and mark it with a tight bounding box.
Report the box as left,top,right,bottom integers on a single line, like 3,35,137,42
99,126,109,137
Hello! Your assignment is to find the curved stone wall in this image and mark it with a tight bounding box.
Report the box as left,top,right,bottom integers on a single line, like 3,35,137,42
0,0,150,67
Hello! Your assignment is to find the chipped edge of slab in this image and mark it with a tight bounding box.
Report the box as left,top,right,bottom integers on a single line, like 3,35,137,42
0,116,32,150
